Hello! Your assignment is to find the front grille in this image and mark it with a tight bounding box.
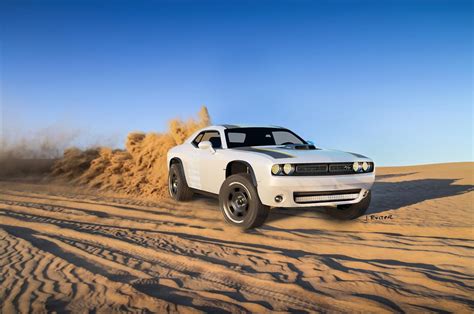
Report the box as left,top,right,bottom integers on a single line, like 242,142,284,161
295,164,328,174
293,162,372,176
294,189,361,204
328,163,354,174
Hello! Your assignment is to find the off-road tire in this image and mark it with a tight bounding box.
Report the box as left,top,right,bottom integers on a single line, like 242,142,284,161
219,174,269,229
326,191,371,220
168,163,193,201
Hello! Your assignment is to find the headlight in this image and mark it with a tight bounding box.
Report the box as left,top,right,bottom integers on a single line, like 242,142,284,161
283,163,295,175
271,164,282,175
362,162,369,171
352,162,362,172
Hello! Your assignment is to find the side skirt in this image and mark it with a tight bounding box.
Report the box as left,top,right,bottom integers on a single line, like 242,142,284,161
190,188,219,199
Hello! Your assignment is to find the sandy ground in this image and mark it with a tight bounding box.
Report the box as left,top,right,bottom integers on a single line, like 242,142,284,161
0,162,472,313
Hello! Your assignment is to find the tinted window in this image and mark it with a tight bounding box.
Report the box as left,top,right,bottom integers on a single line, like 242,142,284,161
225,128,306,148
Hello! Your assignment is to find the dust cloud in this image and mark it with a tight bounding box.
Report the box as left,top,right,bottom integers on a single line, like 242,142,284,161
0,127,80,178
52,106,211,198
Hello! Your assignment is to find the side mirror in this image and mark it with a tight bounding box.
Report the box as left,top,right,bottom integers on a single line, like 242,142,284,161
198,141,216,154
306,140,315,145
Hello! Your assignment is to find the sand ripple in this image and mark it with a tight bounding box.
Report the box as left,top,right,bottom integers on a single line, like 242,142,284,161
0,163,473,312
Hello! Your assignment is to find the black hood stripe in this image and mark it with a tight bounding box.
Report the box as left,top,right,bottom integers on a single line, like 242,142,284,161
232,147,295,159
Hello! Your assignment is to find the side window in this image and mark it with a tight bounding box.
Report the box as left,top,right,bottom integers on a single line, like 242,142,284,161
202,131,222,148
192,131,222,148
192,132,205,147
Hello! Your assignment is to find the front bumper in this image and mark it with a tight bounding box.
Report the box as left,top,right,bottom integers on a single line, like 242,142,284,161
257,172,375,207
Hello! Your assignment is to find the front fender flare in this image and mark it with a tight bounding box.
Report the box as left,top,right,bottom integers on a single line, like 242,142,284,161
225,160,258,187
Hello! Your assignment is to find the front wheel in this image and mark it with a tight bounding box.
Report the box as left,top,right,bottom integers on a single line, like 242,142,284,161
219,174,269,229
326,191,371,220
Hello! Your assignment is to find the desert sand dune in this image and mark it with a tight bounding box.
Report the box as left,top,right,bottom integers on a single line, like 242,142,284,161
0,162,473,312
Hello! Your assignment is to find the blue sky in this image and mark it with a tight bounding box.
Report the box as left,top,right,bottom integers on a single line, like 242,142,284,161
1,0,472,165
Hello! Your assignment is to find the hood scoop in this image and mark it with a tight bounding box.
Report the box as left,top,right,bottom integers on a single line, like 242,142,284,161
281,144,319,150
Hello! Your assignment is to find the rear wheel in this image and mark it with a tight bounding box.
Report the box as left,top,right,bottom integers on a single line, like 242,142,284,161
168,163,193,201
219,174,269,229
326,191,371,220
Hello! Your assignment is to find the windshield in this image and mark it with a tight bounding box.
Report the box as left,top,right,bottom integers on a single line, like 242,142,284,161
225,127,307,148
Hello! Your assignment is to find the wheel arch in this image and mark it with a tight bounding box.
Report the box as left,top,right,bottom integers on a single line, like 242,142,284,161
169,157,190,186
225,160,258,186
169,157,183,167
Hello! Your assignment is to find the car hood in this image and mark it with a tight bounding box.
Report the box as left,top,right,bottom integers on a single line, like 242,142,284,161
231,146,371,163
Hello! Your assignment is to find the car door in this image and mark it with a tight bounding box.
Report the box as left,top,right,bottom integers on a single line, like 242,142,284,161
195,130,227,194
184,131,206,189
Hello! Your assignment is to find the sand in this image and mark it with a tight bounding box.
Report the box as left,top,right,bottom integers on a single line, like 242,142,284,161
0,162,472,312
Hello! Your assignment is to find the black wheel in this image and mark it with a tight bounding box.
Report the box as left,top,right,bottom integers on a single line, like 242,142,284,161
326,191,371,220
219,174,269,229
168,163,193,201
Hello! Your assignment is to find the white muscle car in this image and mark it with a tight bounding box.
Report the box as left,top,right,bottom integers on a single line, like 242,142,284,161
167,125,375,229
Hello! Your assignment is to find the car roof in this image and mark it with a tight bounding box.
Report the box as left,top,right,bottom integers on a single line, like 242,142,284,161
218,124,286,129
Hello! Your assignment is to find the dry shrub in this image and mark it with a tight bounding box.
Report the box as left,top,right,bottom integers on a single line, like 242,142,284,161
52,106,210,198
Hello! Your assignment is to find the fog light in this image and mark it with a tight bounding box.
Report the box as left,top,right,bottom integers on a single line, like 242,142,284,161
274,195,283,203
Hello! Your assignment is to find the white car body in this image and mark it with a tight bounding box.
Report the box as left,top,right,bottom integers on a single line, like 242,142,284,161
167,125,375,208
